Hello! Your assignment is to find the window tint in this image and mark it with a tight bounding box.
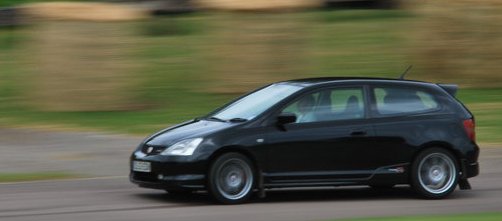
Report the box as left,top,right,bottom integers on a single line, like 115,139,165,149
281,87,365,123
373,87,439,115
282,92,320,122
330,89,365,120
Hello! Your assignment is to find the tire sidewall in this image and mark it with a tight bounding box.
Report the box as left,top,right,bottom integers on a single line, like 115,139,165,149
208,152,255,204
411,147,459,199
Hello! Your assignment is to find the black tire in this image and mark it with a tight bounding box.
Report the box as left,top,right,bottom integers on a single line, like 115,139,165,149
208,153,255,204
411,148,459,199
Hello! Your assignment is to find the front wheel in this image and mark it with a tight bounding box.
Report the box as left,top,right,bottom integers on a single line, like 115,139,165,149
411,148,459,199
208,153,255,204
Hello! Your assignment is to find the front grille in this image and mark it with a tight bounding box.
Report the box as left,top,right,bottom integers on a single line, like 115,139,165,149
141,145,166,155
132,172,158,182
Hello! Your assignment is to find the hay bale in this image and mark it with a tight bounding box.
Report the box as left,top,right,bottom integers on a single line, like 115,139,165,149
26,21,144,111
410,0,502,87
17,3,148,111
195,0,323,11
201,13,312,94
19,2,148,21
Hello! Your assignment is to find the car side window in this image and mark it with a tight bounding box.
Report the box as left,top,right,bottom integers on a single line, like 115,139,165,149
282,92,321,123
329,88,365,121
281,87,365,123
373,87,439,115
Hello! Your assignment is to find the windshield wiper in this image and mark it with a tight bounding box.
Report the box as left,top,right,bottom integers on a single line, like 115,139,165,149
228,118,248,123
206,117,248,123
207,116,226,122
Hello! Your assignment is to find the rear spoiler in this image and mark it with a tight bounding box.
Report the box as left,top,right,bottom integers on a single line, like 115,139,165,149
438,84,458,97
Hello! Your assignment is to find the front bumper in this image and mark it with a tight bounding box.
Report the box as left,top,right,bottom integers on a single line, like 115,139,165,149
130,151,207,190
130,173,205,190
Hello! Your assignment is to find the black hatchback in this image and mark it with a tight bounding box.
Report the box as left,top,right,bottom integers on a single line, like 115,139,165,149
130,77,479,204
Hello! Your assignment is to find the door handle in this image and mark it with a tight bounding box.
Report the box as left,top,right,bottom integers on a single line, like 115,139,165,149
350,130,367,136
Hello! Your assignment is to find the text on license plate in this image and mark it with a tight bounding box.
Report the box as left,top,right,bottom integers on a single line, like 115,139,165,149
133,161,151,172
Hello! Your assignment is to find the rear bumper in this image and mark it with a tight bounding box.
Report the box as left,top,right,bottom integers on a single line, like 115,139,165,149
461,141,479,179
464,161,479,178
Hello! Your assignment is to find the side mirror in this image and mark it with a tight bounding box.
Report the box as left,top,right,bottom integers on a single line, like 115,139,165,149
277,112,297,126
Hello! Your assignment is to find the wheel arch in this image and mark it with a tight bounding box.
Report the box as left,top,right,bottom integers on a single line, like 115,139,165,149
414,141,463,164
409,141,464,184
205,146,261,203
205,146,261,182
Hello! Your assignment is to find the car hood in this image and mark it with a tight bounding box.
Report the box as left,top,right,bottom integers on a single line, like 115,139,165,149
144,119,234,146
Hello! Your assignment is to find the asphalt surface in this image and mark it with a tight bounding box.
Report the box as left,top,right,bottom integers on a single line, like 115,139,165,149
1,128,502,221
0,128,139,176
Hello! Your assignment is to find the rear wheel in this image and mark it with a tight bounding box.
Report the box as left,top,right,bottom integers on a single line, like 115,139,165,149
208,153,255,204
411,148,459,199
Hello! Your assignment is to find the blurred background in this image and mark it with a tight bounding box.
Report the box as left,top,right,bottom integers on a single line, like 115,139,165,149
1,0,501,144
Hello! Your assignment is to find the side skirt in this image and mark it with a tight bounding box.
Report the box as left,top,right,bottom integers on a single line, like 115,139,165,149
262,163,410,189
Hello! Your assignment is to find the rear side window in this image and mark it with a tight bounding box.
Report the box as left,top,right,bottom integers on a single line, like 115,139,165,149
373,87,439,115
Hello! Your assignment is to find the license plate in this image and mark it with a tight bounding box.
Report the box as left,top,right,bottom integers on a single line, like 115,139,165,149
132,161,151,172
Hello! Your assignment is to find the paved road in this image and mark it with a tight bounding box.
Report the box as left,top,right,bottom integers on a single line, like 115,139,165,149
1,128,502,221
0,127,141,176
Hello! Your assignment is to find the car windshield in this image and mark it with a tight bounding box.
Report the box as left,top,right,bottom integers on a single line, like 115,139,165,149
209,83,303,121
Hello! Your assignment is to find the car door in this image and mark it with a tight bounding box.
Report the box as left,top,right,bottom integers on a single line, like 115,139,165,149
367,84,447,169
262,86,377,183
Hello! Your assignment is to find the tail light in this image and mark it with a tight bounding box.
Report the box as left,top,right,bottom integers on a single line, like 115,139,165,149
463,119,476,142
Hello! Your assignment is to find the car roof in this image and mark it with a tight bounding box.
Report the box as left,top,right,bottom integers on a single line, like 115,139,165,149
280,77,433,87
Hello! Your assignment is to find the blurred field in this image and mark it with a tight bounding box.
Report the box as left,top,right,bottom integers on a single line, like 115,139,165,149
1,8,502,143
26,21,144,111
196,0,323,11
0,172,76,182
0,0,87,8
409,0,502,88
20,2,147,21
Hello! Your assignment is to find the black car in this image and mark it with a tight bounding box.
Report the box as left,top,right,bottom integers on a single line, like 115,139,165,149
130,77,479,204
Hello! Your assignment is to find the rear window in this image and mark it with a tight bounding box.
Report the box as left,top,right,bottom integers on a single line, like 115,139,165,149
373,87,439,115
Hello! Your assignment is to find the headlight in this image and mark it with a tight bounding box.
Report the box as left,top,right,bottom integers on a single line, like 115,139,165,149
160,138,203,156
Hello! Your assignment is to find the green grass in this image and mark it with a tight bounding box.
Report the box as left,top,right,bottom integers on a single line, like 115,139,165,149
457,88,502,143
1,10,502,143
0,172,77,182
1,0,35,7
335,212,502,221
0,0,92,7
320,9,413,23
0,93,234,134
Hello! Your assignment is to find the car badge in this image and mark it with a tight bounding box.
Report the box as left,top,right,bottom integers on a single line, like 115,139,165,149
146,146,154,154
388,167,405,173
